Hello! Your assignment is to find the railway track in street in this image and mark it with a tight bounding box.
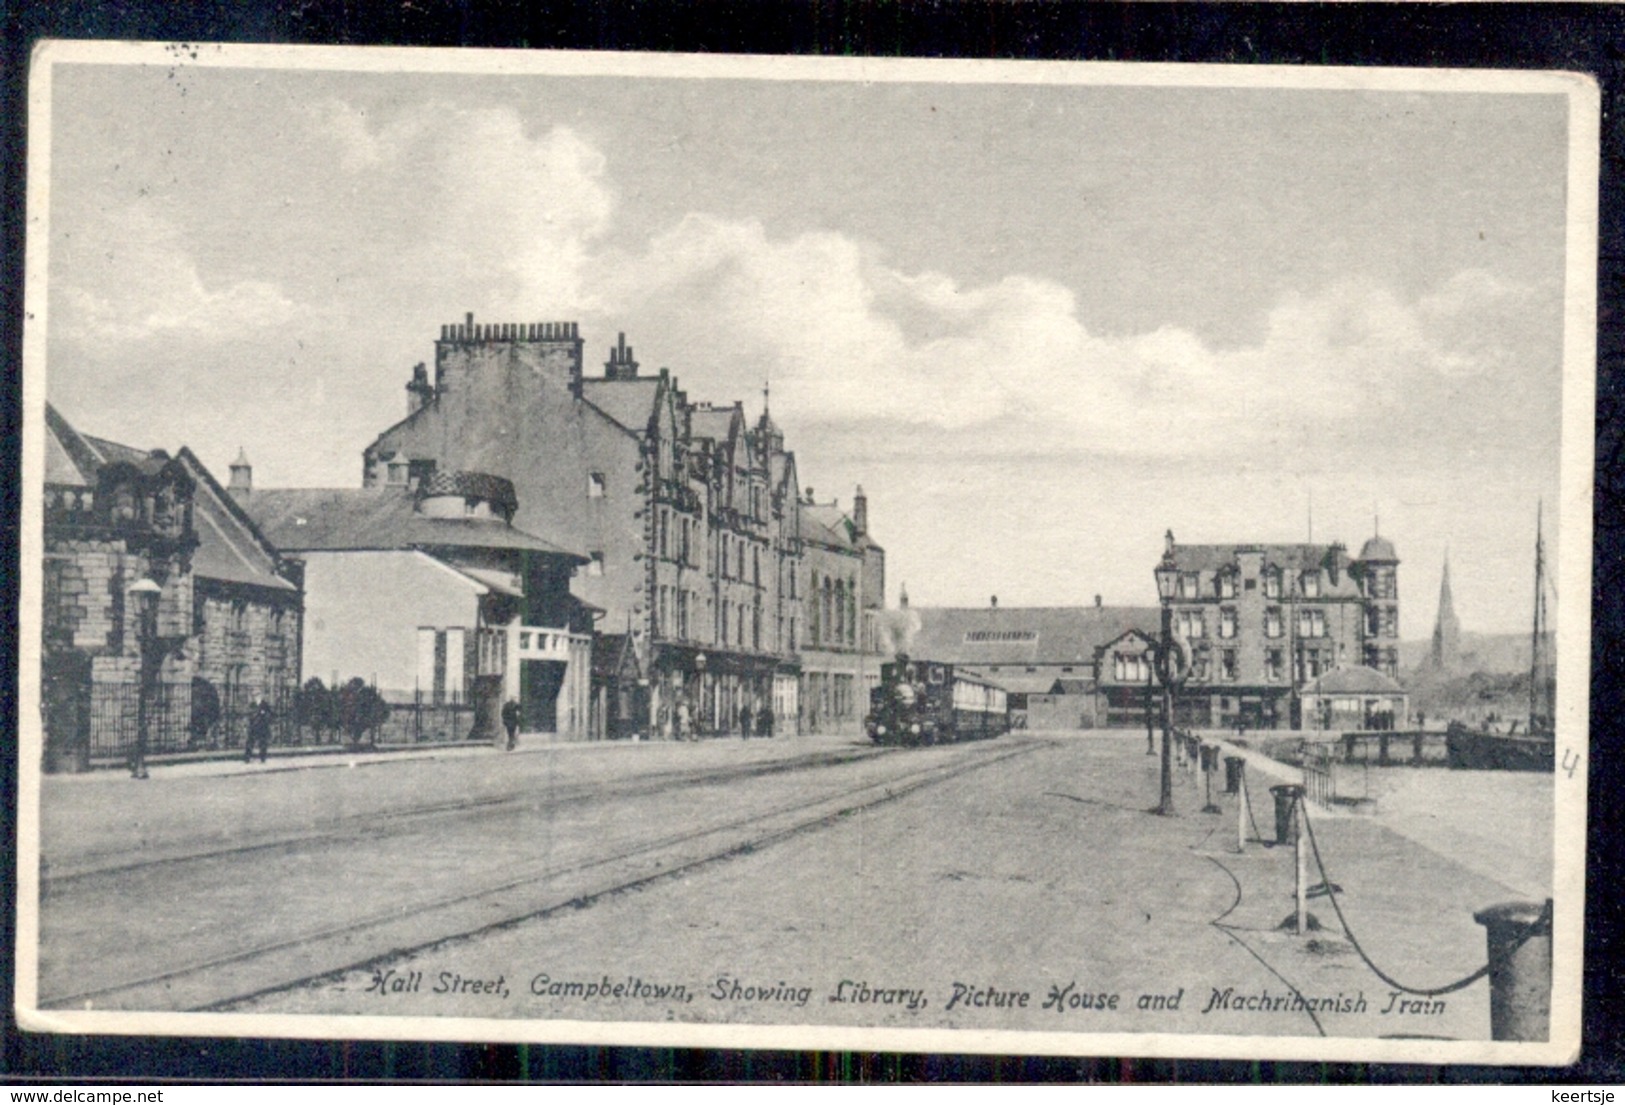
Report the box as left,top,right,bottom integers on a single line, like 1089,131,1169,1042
42,743,892,885
40,737,1045,1013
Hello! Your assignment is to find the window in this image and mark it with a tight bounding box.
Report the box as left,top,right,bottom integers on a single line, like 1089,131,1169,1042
1220,649,1237,682
1381,607,1398,638
1114,653,1149,682
1218,572,1238,599
1264,607,1283,639
588,472,605,498
1265,649,1283,682
587,551,604,577
1263,569,1281,599
1297,608,1326,638
416,627,441,703
1175,609,1204,639
1301,571,1321,598
1245,577,1257,592
1179,572,1201,599
1219,607,1237,639
445,628,466,702
965,630,1038,643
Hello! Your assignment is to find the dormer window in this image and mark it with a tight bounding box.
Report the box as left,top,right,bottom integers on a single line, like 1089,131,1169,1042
1263,568,1281,598
1301,571,1321,598
1217,571,1238,599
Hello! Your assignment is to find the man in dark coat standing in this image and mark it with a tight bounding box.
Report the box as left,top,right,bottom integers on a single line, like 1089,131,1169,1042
246,700,272,764
501,699,521,751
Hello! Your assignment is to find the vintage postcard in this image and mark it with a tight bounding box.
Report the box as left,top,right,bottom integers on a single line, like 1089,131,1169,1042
16,43,1594,1064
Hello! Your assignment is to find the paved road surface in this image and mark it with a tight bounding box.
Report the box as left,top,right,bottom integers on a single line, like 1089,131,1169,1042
34,731,1550,1044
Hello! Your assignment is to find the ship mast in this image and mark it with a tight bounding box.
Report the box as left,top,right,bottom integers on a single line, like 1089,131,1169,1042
1529,500,1553,732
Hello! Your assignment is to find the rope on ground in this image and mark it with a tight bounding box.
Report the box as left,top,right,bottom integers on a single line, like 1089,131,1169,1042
1298,796,1550,998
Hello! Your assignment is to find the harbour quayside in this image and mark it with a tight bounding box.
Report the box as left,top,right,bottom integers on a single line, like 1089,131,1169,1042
1445,504,1557,772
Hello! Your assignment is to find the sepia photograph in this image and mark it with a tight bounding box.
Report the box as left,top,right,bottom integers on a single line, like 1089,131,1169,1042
15,43,1595,1064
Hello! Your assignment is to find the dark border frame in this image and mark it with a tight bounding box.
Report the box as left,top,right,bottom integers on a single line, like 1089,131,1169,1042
3,1,1621,1085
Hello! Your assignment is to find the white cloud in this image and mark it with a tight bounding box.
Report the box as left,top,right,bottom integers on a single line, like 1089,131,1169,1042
53,209,299,343
585,204,1536,458
312,101,616,314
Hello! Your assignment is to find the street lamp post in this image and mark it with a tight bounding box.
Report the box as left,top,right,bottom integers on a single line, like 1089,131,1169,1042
1153,532,1183,816
127,577,163,780
694,651,708,738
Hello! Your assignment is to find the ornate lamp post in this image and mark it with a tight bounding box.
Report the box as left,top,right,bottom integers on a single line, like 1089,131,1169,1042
1152,531,1188,817
127,577,163,780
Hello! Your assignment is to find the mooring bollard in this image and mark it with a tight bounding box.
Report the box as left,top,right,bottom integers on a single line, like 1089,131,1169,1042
1270,783,1303,846
1223,754,1244,795
1201,743,1221,813
1474,900,1553,1041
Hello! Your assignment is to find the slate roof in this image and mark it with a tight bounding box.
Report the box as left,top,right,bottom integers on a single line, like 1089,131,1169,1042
44,404,295,593
799,503,855,550
1359,535,1399,562
247,487,586,561
909,605,1162,666
689,405,741,443
1303,665,1406,696
420,470,518,516
179,450,297,591
1167,543,1351,573
581,378,660,434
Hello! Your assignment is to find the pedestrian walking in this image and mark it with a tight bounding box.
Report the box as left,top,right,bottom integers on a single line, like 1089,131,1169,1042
738,702,752,740
501,699,521,751
676,697,692,742
246,700,273,763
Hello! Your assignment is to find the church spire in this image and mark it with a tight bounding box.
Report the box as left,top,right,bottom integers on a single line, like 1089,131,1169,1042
1430,548,1461,671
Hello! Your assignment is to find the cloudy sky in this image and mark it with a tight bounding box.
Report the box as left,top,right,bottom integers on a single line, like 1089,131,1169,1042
36,51,1584,638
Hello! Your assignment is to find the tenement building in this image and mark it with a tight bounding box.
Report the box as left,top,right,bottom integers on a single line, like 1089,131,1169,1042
41,405,303,770
1122,531,1402,729
361,316,884,738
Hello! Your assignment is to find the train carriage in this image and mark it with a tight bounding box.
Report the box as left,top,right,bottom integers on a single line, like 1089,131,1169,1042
864,655,1010,746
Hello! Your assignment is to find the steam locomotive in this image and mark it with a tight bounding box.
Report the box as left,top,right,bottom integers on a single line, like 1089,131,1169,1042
864,655,1011,746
